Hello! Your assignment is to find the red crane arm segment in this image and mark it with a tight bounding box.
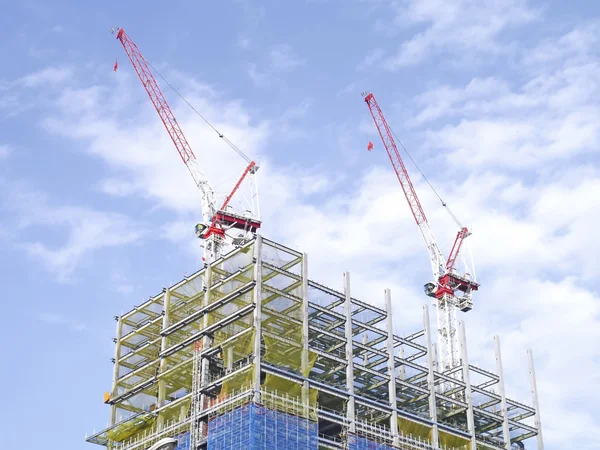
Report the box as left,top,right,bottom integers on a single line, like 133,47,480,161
364,93,428,226
446,227,469,273
219,161,256,212
116,28,196,166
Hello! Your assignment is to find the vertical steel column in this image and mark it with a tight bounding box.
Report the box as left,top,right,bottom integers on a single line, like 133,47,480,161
432,342,439,373
253,235,263,402
527,349,544,450
398,343,406,382
458,321,476,450
494,336,511,450
385,289,399,446
423,306,439,446
301,252,310,414
157,287,171,428
344,272,356,433
200,264,213,412
110,315,123,426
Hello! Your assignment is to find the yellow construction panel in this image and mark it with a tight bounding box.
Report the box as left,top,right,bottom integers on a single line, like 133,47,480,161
107,413,155,442
439,430,470,450
398,417,432,443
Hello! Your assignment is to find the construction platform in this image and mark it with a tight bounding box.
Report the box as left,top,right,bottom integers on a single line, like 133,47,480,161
86,235,543,450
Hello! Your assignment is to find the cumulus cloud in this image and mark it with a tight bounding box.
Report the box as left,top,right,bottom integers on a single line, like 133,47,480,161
0,144,12,160
39,312,86,332
0,178,144,282
247,44,305,86
367,0,540,68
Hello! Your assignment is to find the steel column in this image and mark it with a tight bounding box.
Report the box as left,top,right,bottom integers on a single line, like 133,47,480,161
423,305,439,446
110,315,123,426
157,287,171,428
528,348,544,450
200,264,213,414
385,289,399,446
301,252,310,413
494,335,511,449
344,272,356,433
458,321,476,450
253,235,263,402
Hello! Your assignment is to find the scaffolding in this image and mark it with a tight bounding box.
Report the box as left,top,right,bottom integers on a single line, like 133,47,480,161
86,235,543,450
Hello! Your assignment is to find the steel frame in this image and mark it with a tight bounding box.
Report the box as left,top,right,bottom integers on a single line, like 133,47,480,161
86,235,542,450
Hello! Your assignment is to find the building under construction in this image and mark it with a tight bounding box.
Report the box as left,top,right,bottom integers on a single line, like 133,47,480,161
85,235,543,450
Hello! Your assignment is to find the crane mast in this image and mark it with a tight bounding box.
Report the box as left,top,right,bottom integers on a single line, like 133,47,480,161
112,27,261,262
363,92,479,377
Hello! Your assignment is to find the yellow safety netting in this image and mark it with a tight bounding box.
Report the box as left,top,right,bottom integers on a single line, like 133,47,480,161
221,329,256,396
202,253,319,418
439,430,470,450
261,281,318,418
107,413,155,442
160,398,191,423
263,373,318,420
398,417,432,442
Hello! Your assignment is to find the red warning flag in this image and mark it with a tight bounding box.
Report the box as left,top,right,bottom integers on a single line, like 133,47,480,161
367,141,374,151
113,59,119,72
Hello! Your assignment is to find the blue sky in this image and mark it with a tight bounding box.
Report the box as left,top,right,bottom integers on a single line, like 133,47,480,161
1,1,599,448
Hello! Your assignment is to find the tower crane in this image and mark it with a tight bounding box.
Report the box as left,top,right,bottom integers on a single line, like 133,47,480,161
111,27,261,262
362,91,479,376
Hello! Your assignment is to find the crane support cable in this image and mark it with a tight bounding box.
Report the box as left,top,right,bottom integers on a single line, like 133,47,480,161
388,127,463,230
143,57,253,165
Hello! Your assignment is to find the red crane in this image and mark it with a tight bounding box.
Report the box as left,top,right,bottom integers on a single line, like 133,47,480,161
112,27,261,261
363,91,479,373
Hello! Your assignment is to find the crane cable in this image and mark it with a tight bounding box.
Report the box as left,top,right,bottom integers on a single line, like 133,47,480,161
143,57,253,165
388,127,464,229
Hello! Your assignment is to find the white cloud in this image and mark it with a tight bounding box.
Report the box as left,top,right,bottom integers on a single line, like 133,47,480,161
237,35,251,50
41,75,270,216
247,44,305,85
18,66,73,88
526,22,600,68
0,66,75,118
357,48,385,71
19,207,143,282
247,62,268,87
410,42,600,170
0,144,12,160
0,178,144,282
374,0,539,68
40,312,86,332
269,44,305,71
